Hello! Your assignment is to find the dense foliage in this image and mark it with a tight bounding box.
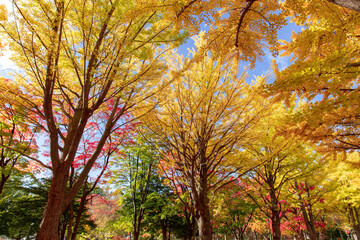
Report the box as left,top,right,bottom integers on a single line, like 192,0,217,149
0,0,359,239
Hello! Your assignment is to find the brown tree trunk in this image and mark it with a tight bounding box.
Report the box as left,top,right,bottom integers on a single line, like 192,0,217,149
269,188,281,240
271,213,281,240
300,204,317,240
196,163,212,240
36,167,68,240
198,212,212,240
59,220,67,240
326,0,360,13
0,174,9,195
133,230,140,240
184,207,196,240
295,182,317,240
348,206,360,240
65,203,74,240
70,193,87,240
161,220,167,240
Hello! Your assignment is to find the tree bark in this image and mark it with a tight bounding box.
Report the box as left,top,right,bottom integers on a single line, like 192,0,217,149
0,174,9,195
300,203,317,240
193,156,212,240
269,188,281,240
161,220,167,240
348,206,360,240
133,230,140,240
271,213,281,240
71,192,87,240
65,202,74,240
326,0,360,13
36,165,68,240
197,176,212,240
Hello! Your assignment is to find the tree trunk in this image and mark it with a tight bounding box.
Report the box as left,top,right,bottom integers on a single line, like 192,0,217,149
161,220,167,240
185,209,196,240
133,230,140,240
300,204,317,240
348,206,360,240
59,220,67,240
198,212,212,240
36,167,68,240
0,174,10,195
326,0,360,13
196,167,212,240
271,213,281,240
71,193,87,240
65,202,74,240
269,188,281,240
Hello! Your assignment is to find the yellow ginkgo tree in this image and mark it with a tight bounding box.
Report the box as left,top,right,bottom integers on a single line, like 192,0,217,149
143,42,272,240
269,0,360,152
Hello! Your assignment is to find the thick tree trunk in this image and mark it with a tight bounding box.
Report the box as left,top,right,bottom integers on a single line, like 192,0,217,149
269,188,281,240
271,213,281,240
36,167,68,240
198,212,212,240
196,165,212,240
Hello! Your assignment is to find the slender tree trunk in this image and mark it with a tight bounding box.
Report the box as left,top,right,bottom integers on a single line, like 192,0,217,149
37,166,68,240
300,204,317,240
60,220,67,240
70,194,87,240
0,174,9,195
133,230,140,240
161,220,167,240
348,206,360,240
185,209,196,240
65,202,74,240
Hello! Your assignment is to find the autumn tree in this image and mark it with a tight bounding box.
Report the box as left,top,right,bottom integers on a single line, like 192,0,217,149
79,193,121,239
0,0,221,238
239,101,324,240
269,0,360,152
59,113,136,240
212,180,257,240
328,152,360,239
0,176,95,240
143,45,270,240
0,77,38,195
